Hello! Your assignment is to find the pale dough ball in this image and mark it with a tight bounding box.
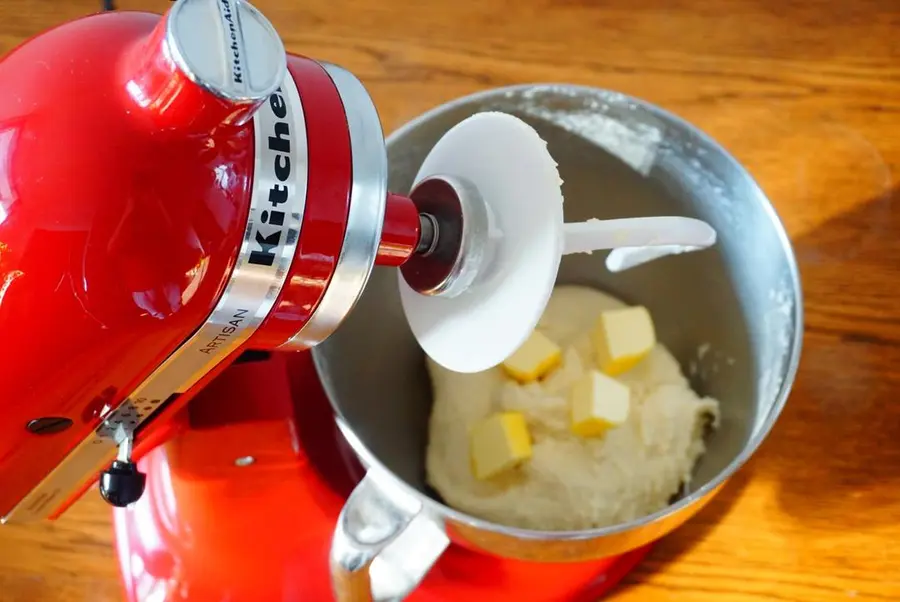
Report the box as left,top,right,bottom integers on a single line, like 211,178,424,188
425,285,720,531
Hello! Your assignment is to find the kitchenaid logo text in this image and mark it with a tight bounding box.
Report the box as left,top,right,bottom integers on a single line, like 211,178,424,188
199,309,249,355
218,0,243,85
248,88,293,268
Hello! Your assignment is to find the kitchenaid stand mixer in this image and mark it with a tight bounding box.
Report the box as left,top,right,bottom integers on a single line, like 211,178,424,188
0,0,730,599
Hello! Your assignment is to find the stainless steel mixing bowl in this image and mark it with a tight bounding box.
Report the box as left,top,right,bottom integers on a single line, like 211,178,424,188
314,84,804,601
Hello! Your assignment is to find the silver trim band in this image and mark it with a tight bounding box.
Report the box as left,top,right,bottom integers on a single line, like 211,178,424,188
2,73,308,523
280,64,388,349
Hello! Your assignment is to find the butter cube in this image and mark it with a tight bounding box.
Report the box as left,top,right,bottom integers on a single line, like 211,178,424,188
592,306,656,375
570,370,631,438
502,331,562,383
470,412,532,480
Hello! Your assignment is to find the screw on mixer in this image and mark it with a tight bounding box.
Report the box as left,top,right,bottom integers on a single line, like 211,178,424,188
26,417,74,435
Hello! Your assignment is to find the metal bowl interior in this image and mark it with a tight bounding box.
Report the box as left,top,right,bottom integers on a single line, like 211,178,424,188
313,84,802,555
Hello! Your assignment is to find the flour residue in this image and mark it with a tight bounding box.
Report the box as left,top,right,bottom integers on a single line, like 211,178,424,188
688,342,731,385
757,279,796,434
526,111,661,176
664,148,738,225
501,86,662,176
493,86,740,227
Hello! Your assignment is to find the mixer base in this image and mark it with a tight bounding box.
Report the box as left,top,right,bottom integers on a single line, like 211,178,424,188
113,351,651,601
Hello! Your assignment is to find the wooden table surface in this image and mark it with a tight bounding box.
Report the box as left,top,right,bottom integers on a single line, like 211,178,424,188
2,0,899,600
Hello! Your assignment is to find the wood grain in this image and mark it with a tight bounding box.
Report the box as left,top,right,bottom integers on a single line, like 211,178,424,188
2,0,900,600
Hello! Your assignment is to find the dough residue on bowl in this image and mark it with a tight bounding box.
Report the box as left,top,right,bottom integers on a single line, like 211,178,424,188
425,285,721,531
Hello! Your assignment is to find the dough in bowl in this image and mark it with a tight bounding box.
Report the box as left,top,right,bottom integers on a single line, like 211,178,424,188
425,285,720,531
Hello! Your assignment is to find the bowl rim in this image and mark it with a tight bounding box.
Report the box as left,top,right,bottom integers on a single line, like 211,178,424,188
315,82,805,542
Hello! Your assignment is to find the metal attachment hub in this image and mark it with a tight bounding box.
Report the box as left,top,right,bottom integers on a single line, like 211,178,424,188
400,175,491,298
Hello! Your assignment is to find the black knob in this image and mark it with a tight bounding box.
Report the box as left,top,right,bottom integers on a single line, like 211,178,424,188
99,461,146,507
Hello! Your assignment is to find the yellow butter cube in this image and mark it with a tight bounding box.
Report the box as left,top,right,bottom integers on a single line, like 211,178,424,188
502,330,562,383
570,370,631,438
470,412,533,480
592,306,656,376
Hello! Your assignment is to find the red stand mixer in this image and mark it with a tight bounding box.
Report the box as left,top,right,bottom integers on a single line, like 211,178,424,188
0,0,741,599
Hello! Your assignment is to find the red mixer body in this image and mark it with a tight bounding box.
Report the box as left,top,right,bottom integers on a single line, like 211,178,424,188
0,3,648,600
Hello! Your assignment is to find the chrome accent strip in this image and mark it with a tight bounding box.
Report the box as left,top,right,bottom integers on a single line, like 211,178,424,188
281,64,388,349
2,73,308,523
